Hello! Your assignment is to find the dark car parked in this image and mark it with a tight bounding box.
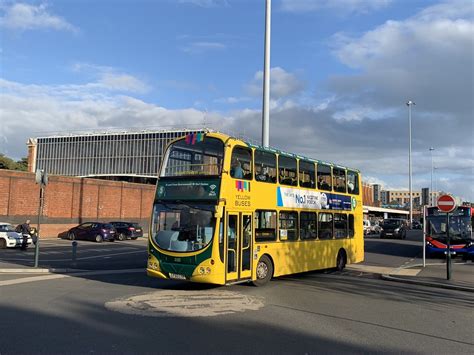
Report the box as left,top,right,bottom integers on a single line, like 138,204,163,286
66,222,116,243
380,218,408,239
109,222,143,241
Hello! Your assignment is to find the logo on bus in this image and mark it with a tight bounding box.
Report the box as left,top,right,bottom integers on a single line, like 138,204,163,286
235,180,250,192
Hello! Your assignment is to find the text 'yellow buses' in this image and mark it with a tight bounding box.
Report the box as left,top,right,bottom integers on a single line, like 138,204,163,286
147,131,364,285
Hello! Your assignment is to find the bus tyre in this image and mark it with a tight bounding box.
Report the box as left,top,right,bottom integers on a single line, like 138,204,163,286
253,255,273,286
336,250,346,272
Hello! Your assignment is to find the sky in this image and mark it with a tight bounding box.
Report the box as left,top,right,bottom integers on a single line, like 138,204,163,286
0,0,473,201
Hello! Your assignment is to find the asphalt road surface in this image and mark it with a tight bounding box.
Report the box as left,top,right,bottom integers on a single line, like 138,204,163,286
1,232,472,354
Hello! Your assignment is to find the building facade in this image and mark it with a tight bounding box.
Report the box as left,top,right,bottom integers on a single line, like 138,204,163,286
28,129,204,182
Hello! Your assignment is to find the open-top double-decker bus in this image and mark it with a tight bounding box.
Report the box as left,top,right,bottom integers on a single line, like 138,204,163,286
147,131,364,285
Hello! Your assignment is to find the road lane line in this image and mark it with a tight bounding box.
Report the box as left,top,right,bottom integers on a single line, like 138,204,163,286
0,268,145,287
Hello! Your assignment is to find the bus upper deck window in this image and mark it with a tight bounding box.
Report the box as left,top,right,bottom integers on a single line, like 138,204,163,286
278,155,297,186
347,171,359,195
299,160,315,188
230,146,252,180
317,164,332,191
333,168,346,193
254,150,277,183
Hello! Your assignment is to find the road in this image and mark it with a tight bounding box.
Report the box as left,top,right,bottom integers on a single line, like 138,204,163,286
0,232,472,354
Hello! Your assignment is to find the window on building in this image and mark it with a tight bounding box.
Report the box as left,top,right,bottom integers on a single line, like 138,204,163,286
318,212,333,239
230,146,252,180
333,168,346,193
255,210,277,242
299,160,316,188
317,164,332,191
279,211,298,241
254,150,277,183
279,155,298,186
300,212,317,240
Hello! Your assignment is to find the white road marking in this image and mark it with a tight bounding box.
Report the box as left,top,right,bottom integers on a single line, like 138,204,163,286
105,290,265,318
0,250,145,262
0,269,145,287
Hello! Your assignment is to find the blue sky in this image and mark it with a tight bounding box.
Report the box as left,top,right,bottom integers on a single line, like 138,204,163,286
1,0,473,201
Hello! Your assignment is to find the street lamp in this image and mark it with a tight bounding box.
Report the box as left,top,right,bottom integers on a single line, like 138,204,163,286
406,100,415,227
429,147,434,206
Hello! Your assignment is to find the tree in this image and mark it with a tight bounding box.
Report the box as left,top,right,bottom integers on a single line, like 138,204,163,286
0,154,28,171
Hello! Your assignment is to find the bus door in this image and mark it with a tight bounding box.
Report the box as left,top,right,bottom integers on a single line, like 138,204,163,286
226,212,252,282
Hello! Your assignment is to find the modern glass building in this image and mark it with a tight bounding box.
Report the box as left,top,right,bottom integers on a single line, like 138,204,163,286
27,129,205,182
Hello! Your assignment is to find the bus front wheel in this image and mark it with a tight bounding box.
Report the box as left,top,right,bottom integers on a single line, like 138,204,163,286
253,255,273,286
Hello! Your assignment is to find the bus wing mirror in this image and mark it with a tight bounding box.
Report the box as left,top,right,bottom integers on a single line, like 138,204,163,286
214,206,223,219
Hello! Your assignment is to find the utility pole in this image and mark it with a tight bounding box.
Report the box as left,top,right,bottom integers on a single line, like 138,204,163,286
262,0,271,147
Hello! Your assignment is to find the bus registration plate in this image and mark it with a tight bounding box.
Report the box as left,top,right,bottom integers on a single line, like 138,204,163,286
169,273,186,280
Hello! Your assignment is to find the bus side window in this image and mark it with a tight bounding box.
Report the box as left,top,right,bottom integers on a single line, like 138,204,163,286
347,171,359,195
317,164,332,191
333,168,346,193
334,213,347,239
278,156,298,186
348,214,355,238
318,212,333,239
254,150,277,183
255,210,277,242
300,212,317,240
279,211,298,241
299,160,315,188
231,146,252,180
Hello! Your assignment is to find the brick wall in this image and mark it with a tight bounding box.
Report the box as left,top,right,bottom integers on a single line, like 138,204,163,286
0,170,155,238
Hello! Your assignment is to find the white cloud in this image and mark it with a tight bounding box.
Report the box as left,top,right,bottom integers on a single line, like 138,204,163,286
246,67,305,99
72,62,150,93
280,0,391,14
178,0,229,8
180,41,226,54
0,2,78,32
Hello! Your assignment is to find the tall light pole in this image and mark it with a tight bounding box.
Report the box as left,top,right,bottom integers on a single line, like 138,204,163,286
406,100,415,227
429,147,434,205
262,0,271,148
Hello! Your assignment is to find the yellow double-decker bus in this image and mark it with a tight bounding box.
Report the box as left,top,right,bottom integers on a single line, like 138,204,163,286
147,131,363,285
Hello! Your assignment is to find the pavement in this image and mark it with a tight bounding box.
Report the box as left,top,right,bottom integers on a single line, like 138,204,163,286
381,260,474,292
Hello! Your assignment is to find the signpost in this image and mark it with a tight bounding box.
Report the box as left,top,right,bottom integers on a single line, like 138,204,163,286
437,194,456,280
34,169,48,268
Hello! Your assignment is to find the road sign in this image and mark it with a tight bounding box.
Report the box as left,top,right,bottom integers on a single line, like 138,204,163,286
437,194,457,213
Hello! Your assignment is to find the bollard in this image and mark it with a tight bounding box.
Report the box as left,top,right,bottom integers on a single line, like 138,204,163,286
72,241,78,267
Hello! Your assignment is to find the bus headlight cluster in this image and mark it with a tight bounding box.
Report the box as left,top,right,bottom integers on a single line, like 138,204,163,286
198,267,212,275
148,260,160,270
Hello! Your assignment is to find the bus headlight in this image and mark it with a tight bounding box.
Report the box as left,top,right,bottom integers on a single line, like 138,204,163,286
199,267,205,275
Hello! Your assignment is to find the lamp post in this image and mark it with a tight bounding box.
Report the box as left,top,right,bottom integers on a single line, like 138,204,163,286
406,100,415,228
261,0,271,148
429,147,434,206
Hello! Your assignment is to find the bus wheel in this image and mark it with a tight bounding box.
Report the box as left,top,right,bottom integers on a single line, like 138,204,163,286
253,255,273,286
336,250,346,272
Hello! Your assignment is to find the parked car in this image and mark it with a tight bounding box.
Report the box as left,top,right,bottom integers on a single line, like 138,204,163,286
380,218,408,239
65,222,116,243
109,222,144,241
0,223,32,248
411,220,422,229
363,220,382,235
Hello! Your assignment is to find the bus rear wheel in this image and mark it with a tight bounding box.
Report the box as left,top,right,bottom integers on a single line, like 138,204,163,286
253,255,273,286
336,250,347,272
